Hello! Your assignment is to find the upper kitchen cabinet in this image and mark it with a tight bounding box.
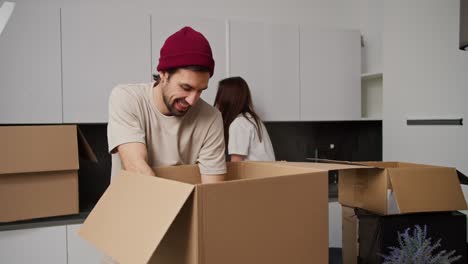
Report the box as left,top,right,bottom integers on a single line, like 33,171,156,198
230,20,300,121
151,16,226,106
0,4,62,124
300,27,361,121
61,8,151,123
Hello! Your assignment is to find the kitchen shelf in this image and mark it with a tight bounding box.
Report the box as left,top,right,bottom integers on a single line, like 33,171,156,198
361,72,383,80
360,117,382,121
361,72,383,119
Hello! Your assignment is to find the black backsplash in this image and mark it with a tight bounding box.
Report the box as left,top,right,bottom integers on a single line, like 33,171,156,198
77,120,382,212
264,121,382,162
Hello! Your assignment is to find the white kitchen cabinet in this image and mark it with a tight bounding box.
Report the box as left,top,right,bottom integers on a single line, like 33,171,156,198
0,3,62,124
151,16,227,106
61,7,151,123
230,20,300,121
67,223,103,264
0,225,67,264
300,27,361,120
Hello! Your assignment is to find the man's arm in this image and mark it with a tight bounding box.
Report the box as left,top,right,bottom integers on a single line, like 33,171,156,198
230,154,245,162
117,142,155,176
197,112,227,183
201,174,225,184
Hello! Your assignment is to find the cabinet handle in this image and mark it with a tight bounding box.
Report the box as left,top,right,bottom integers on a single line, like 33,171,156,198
406,118,463,126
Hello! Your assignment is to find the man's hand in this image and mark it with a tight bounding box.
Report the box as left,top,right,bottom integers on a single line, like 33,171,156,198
117,142,155,176
201,174,226,184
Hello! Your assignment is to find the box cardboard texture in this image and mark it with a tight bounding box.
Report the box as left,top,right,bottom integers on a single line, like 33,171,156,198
337,161,468,215
0,125,92,222
79,161,368,264
341,206,358,264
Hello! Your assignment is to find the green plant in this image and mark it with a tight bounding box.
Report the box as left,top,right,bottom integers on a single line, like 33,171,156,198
380,225,462,264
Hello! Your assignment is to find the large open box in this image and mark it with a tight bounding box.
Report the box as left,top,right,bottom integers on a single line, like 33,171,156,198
0,125,94,222
79,161,366,264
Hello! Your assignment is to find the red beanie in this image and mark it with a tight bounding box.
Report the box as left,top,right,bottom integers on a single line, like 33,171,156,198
157,26,215,77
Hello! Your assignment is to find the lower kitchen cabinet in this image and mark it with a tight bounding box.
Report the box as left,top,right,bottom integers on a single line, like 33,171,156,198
67,224,103,264
0,225,67,264
0,223,103,264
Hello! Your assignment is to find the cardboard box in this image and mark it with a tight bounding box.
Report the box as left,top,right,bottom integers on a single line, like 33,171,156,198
356,209,467,264
78,161,365,264
304,159,468,215
0,125,92,222
341,206,358,264
338,161,468,215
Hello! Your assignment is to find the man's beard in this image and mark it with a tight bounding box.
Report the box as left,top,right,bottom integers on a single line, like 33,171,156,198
163,95,189,117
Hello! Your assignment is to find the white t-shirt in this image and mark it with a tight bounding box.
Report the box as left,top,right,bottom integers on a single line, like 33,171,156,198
228,114,275,161
107,82,226,177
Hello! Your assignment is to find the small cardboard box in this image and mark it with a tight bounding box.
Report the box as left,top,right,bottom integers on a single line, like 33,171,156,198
0,125,92,222
79,161,364,264
338,161,468,215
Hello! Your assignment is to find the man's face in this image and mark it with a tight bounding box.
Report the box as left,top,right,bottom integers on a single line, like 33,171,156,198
159,69,210,116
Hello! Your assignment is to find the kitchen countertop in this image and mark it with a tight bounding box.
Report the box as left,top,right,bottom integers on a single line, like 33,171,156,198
0,211,90,232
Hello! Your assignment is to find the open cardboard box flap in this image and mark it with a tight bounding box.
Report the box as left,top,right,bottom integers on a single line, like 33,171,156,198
388,166,467,213
271,160,370,171
79,170,194,264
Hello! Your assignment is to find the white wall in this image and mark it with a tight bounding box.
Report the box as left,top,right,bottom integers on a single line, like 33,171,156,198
383,0,468,198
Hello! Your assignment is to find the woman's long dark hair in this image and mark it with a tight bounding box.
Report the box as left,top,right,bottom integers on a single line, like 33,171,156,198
213,77,263,149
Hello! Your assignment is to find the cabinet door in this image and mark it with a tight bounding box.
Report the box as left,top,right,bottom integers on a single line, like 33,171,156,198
300,28,361,120
230,21,300,121
0,3,62,124
61,8,151,123
151,16,227,106
67,224,103,264
0,226,67,264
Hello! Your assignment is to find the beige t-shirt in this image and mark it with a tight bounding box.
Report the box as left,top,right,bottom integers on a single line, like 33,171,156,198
107,82,226,176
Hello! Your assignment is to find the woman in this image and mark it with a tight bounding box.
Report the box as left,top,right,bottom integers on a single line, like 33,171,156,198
214,76,275,161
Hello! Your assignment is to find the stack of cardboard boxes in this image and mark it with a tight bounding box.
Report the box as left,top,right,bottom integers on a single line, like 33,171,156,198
0,125,95,223
336,161,468,264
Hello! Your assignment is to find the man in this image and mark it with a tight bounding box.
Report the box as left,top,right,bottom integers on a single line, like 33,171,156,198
107,26,226,183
